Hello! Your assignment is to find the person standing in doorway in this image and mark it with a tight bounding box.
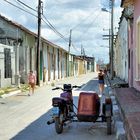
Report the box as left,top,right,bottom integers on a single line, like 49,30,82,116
28,70,36,96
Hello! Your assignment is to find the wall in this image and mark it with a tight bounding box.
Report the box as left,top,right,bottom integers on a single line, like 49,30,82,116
19,32,36,84
133,0,140,90
119,17,129,82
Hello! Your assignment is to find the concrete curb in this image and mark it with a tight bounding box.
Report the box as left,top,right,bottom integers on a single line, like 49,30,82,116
0,90,21,98
110,92,126,140
115,121,126,140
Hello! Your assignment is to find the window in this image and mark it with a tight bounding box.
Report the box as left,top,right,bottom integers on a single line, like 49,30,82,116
4,48,12,78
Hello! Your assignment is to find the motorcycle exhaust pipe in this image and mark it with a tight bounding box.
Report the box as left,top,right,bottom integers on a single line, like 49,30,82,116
47,119,54,125
64,120,71,126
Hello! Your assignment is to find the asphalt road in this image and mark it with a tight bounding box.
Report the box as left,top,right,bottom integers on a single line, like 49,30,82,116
0,72,115,140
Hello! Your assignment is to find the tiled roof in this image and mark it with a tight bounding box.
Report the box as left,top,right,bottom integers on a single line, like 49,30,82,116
121,0,134,7
0,14,67,52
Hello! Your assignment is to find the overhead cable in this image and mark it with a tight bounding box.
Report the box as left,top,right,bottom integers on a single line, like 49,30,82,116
16,0,37,12
3,0,37,18
42,14,68,43
77,11,102,41
71,7,100,30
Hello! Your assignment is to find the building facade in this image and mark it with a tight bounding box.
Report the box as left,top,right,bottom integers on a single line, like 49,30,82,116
0,14,95,88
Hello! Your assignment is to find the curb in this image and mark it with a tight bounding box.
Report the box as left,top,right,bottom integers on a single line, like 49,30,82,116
0,90,21,98
107,85,126,140
110,92,126,140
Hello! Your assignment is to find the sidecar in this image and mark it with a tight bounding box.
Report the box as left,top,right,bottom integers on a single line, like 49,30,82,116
77,92,112,135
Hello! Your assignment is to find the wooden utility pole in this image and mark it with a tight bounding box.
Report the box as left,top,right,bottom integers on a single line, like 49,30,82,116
110,0,114,79
68,29,72,53
68,29,72,77
36,0,42,85
81,44,83,56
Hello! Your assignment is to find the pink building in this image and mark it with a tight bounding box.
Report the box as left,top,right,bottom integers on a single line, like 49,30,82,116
121,0,140,91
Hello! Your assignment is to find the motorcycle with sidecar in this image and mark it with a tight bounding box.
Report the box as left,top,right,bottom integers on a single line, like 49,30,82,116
47,84,113,135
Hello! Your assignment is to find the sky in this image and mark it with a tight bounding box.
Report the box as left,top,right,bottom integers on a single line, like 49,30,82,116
0,0,122,63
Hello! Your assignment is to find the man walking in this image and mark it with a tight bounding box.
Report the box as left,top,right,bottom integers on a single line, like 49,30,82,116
28,70,36,96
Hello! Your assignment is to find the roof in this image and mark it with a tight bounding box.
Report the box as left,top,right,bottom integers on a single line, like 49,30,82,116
0,14,67,52
0,14,37,37
121,0,134,7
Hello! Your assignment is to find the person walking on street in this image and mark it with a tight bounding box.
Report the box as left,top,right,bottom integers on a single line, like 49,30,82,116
98,69,105,95
28,70,36,96
98,69,105,116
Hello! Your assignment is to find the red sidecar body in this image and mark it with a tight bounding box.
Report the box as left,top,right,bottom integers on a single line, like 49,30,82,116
77,92,100,122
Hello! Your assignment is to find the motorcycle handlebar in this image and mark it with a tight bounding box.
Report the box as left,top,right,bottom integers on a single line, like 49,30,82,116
52,87,61,90
72,85,81,88
52,85,81,91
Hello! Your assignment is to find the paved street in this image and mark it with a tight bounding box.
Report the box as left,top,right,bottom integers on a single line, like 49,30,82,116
0,72,115,140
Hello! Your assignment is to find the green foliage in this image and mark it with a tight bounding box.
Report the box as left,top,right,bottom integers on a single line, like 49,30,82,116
0,84,29,96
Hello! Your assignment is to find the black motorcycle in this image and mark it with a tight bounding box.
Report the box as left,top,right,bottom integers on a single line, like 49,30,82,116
47,84,79,134
47,84,113,135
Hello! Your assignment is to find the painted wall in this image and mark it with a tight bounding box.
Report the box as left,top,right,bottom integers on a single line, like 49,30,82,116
19,32,36,84
133,0,140,90
118,17,129,82
128,17,134,87
0,15,95,88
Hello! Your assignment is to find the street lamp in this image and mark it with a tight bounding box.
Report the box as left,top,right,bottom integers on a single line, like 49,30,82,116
102,9,111,73
101,0,114,79
68,29,72,77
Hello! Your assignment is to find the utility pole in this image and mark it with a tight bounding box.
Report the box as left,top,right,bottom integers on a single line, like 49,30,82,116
68,29,72,77
36,0,42,85
68,29,72,53
109,29,111,70
81,44,83,56
110,0,114,79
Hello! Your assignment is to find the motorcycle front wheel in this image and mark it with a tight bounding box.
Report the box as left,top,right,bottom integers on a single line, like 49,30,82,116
55,116,63,134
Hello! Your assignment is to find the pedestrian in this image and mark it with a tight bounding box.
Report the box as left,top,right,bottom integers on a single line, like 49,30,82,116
28,70,36,96
98,69,105,116
98,69,105,95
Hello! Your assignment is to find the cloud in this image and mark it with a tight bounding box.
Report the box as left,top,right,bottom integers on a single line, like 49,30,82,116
0,0,122,63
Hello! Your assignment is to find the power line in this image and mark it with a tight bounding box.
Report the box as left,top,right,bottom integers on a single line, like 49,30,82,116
71,43,80,53
16,0,37,12
3,0,38,18
2,0,81,54
3,0,69,45
42,18,68,43
76,11,102,42
42,17,81,54
42,14,68,43
71,7,100,30
53,8,101,42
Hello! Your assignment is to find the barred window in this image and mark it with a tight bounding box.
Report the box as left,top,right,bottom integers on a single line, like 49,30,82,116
4,48,12,78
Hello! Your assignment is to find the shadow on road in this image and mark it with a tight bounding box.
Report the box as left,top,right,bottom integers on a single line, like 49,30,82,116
10,95,79,140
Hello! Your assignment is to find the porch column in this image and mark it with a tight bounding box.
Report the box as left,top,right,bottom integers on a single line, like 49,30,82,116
15,43,20,87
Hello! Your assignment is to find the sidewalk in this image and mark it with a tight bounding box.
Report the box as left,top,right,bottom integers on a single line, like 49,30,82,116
114,88,140,140
108,76,140,140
